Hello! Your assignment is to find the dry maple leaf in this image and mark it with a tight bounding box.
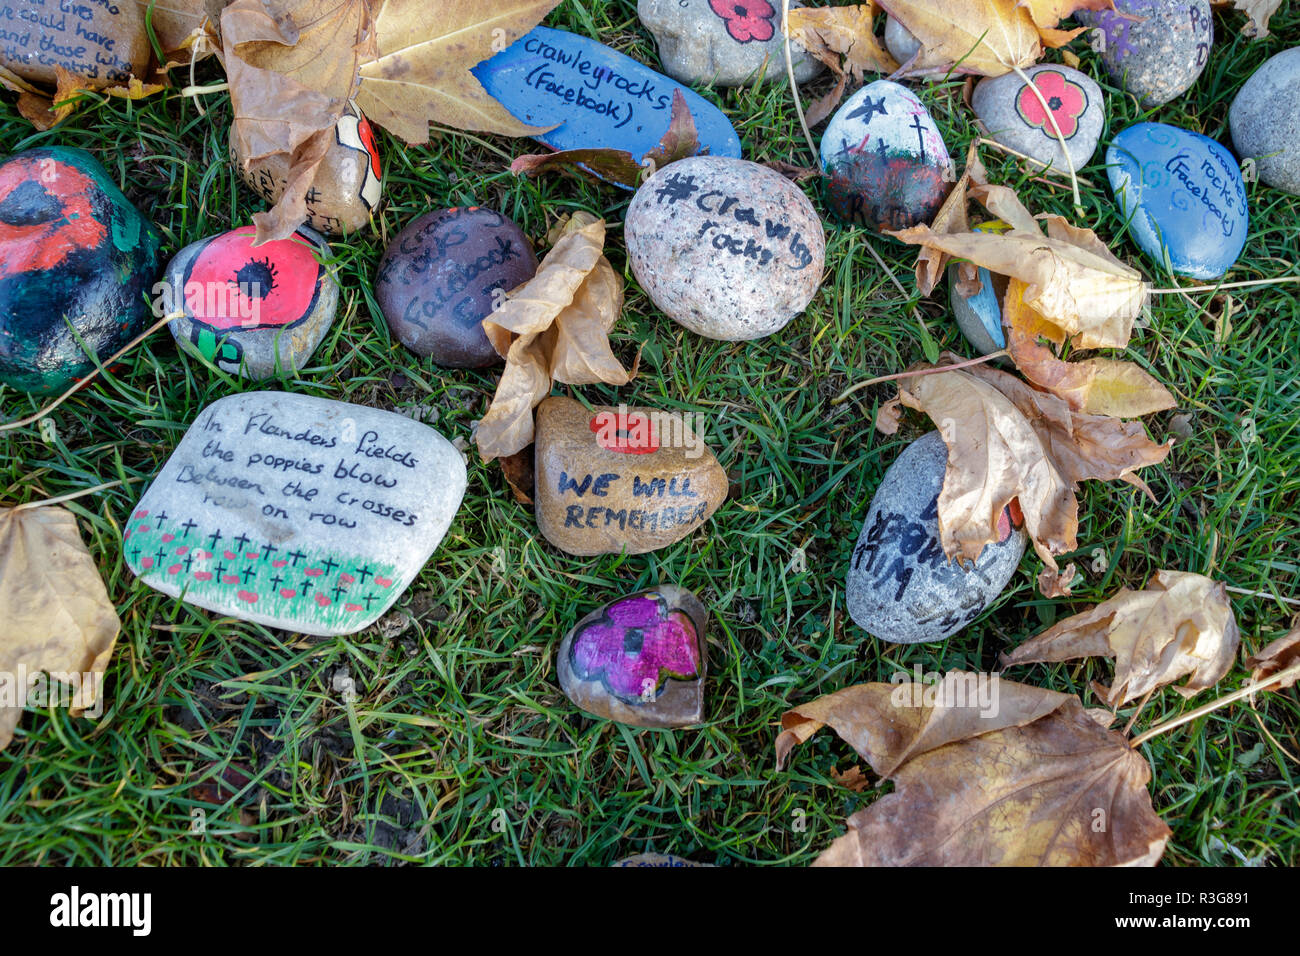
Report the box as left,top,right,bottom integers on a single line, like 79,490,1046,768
1002,278,1175,417
877,0,1041,77
775,674,1170,866
1001,571,1241,706
475,212,634,462
785,4,898,124
893,182,1148,346
0,506,120,750
1243,627,1300,690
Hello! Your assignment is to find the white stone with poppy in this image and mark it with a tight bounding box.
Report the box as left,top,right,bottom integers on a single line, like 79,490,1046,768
638,0,821,87
972,65,1103,172
123,391,467,637
165,225,338,380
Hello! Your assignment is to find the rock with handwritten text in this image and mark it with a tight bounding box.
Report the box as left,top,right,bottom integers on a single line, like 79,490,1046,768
535,396,726,556
230,105,383,235
1230,48,1300,196
557,585,708,727
0,0,149,87
1107,122,1247,279
472,26,742,173
846,432,1026,644
0,146,161,395
165,225,339,380
124,391,467,636
637,0,820,87
374,206,537,367
1076,0,1212,107
614,853,711,866
625,157,823,340
819,80,953,232
972,65,1103,172
948,262,1005,357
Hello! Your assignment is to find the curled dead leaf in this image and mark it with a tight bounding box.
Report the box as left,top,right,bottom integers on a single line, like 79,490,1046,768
1001,571,1241,706
1244,627,1300,690
877,0,1041,77
776,674,1170,866
786,3,898,123
475,213,634,461
0,506,121,750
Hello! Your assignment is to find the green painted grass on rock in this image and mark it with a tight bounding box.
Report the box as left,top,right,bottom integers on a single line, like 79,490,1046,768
0,1,1297,865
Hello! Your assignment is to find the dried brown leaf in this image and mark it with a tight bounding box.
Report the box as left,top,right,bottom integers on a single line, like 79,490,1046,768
1001,571,1241,706
1019,0,1115,46
642,90,701,172
914,142,976,293
0,506,121,750
498,446,535,506
1216,0,1283,37
877,0,1041,77
830,764,873,792
510,148,644,189
1244,628,1300,690
475,214,632,461
787,4,898,89
776,675,1169,866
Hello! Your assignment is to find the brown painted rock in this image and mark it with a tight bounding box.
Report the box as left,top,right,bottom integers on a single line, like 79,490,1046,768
374,206,537,367
557,585,708,728
0,0,148,87
534,396,727,557
231,105,383,236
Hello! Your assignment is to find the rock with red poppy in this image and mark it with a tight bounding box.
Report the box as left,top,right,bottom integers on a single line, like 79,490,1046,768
1076,0,1212,108
230,104,384,236
164,225,338,380
374,206,538,367
0,146,162,395
0,2,148,88
819,80,954,232
846,432,1025,644
625,156,824,340
557,585,709,727
123,390,467,637
534,396,727,557
637,0,821,87
972,65,1103,172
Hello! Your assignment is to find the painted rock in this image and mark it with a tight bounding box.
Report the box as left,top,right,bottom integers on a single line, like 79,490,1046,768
124,391,467,637
0,1,147,87
472,26,742,174
1229,48,1300,196
614,853,711,867
0,146,161,395
534,396,727,556
819,79,953,231
1077,0,1212,107
1107,122,1248,279
165,225,338,380
557,585,708,727
948,262,1005,356
637,0,821,87
625,156,824,340
231,105,383,235
846,432,1026,644
373,207,537,367
972,65,1103,171
883,16,921,65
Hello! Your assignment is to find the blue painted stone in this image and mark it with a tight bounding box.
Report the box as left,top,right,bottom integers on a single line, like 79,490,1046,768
472,27,741,174
948,263,1005,356
1107,123,1247,280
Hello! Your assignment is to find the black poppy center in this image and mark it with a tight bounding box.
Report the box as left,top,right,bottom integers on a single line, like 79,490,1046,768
1048,96,1063,111
623,628,644,655
233,258,277,299
0,180,66,227
734,4,747,15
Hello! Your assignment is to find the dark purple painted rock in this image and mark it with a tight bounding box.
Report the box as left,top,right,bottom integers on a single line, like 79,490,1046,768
373,207,537,367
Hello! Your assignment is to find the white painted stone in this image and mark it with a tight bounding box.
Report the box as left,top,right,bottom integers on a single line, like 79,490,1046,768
124,391,466,636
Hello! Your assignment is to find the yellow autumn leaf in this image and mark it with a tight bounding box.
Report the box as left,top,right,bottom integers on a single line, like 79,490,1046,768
878,0,1041,76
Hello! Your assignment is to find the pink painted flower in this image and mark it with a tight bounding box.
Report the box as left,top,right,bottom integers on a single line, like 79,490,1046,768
570,593,700,703
1016,70,1087,140
708,0,775,43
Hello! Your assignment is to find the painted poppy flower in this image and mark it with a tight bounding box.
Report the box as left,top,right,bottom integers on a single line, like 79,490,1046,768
589,411,659,454
183,226,323,331
708,0,776,44
0,157,106,281
336,109,383,210
570,593,700,702
1015,70,1087,140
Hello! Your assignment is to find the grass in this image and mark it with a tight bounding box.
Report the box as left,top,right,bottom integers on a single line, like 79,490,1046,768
0,0,1297,866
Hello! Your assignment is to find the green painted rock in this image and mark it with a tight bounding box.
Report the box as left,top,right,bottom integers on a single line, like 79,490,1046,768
0,147,161,395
